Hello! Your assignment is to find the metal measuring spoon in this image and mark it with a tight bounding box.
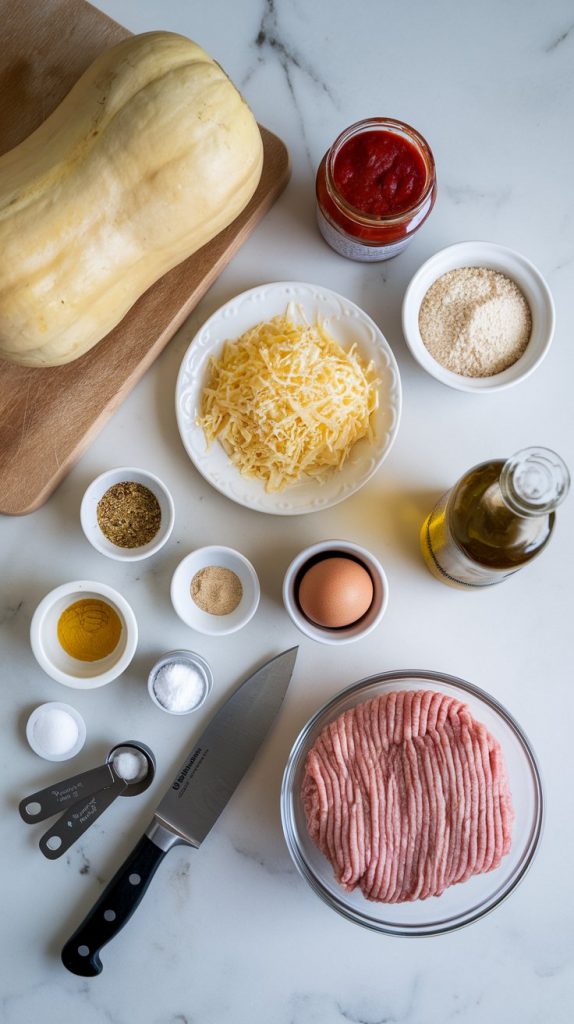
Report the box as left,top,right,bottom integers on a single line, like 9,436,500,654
37,742,155,860
21,761,118,824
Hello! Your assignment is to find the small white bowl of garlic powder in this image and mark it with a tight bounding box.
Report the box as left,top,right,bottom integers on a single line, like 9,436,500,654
402,241,555,393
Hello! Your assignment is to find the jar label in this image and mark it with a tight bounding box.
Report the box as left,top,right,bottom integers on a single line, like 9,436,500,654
316,208,412,262
421,495,518,588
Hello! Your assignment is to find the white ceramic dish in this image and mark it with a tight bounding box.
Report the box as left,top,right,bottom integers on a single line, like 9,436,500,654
147,649,213,715
402,241,555,393
282,670,543,936
176,281,402,515
170,546,260,636
282,539,388,645
80,467,175,561
26,702,86,762
30,581,138,688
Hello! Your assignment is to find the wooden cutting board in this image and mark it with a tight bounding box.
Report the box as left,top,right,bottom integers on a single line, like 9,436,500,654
0,0,290,515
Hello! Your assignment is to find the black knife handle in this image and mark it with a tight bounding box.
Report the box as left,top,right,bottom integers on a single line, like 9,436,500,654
61,833,167,976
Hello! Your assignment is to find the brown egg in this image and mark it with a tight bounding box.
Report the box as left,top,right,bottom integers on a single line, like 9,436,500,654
298,556,374,629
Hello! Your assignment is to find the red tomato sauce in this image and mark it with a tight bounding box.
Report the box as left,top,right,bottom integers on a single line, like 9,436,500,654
315,118,436,260
333,129,427,217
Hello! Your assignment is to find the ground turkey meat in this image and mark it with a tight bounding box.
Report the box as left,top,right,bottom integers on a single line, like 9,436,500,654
301,689,514,903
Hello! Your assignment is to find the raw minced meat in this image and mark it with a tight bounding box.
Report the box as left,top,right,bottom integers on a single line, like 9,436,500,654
302,689,514,903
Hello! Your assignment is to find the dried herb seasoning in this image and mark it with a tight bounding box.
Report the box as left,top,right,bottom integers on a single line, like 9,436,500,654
97,481,161,548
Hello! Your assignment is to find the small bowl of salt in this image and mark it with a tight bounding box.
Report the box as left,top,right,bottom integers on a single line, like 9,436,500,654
26,702,86,761
148,650,213,716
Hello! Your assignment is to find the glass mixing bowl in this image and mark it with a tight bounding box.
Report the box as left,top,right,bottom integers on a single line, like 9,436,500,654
281,670,543,936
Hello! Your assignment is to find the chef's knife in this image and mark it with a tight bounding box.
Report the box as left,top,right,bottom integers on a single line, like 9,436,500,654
61,647,298,976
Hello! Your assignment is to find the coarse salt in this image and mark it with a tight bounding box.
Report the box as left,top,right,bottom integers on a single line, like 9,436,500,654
152,659,207,713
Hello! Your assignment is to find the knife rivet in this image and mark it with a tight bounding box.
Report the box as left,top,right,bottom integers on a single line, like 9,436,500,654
77,945,90,957
103,909,116,922
128,873,141,886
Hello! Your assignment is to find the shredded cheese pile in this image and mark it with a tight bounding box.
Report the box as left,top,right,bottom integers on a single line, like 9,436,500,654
198,315,379,492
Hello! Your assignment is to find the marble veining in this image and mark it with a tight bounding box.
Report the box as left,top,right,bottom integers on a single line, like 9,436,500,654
545,22,574,51
254,0,336,103
444,184,512,209
244,0,337,165
0,598,24,627
65,844,106,884
288,984,421,1024
229,836,298,877
1,0,573,1022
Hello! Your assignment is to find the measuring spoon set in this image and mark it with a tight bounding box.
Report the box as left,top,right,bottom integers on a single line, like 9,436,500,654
19,741,155,859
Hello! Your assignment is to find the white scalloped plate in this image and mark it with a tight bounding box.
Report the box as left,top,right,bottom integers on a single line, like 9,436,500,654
175,282,402,515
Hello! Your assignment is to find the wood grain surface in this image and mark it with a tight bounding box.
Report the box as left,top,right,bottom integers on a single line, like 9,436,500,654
0,0,290,515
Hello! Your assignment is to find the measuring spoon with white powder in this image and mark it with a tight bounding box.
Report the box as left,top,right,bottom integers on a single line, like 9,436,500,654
20,742,155,859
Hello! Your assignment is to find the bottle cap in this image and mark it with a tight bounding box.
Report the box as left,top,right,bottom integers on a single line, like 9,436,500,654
501,447,570,516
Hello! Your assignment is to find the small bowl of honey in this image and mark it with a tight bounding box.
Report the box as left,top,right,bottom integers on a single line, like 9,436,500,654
30,581,138,688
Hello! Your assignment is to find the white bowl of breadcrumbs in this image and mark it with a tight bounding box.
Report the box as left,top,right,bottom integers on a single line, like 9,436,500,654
402,241,555,393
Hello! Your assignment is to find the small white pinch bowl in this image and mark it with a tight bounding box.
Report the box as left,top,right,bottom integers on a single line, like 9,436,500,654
171,546,260,636
30,581,138,689
26,702,86,761
402,241,555,393
282,540,388,646
80,467,175,561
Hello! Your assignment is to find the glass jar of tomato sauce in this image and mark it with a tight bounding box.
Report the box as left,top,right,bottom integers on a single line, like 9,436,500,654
316,117,437,262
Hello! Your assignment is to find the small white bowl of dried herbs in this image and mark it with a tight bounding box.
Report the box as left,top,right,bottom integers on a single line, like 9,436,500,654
81,466,175,561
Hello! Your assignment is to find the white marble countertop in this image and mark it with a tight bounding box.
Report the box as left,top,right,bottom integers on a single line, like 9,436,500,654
1,1,573,1021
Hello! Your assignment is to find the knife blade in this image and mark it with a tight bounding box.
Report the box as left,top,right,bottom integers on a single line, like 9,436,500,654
61,647,297,976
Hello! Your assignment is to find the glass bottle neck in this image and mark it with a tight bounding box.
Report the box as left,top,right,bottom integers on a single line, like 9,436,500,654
499,447,570,518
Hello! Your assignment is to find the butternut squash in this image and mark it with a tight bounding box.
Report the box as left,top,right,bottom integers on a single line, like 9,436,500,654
0,32,263,367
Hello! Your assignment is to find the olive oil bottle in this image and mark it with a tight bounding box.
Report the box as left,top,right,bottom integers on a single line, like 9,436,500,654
421,447,570,588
